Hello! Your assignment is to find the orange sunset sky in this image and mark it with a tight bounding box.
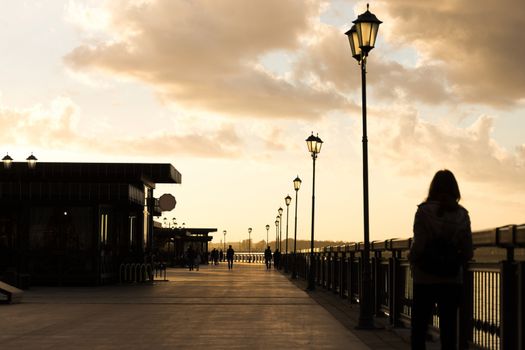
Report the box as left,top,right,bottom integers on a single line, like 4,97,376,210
1,0,524,244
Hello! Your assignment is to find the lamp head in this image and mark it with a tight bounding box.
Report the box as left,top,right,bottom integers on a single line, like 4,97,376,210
352,3,382,55
285,195,292,206
293,175,302,191
306,132,323,155
345,25,362,62
2,153,13,169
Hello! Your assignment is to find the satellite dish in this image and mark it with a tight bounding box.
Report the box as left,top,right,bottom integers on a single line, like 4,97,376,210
159,193,176,211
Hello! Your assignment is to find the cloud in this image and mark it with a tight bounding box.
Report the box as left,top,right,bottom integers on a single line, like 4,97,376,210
382,0,525,106
0,97,243,158
292,14,452,106
0,97,79,148
372,105,525,191
64,0,349,120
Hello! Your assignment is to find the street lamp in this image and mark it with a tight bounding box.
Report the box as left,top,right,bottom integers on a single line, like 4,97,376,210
265,224,270,247
2,153,13,169
248,227,252,253
223,230,227,252
278,207,283,253
345,3,382,329
26,153,37,169
274,219,279,251
306,132,323,291
163,217,168,228
276,215,280,251
292,175,302,279
284,195,292,273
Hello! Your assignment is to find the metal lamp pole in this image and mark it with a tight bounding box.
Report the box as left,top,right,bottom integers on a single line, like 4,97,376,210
292,176,301,279
345,4,382,329
248,227,252,253
274,220,279,251
284,195,292,273
277,207,283,254
306,133,323,290
223,230,227,253
265,224,270,248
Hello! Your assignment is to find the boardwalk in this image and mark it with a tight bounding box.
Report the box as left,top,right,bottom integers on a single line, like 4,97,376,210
1,263,403,349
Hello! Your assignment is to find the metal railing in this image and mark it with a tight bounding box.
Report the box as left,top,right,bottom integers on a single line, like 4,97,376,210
119,263,153,283
291,224,525,350
233,252,265,264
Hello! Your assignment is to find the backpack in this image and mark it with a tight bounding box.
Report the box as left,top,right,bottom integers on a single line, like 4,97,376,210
418,235,462,277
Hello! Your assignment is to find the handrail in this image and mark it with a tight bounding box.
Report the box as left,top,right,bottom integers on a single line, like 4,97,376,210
290,223,524,350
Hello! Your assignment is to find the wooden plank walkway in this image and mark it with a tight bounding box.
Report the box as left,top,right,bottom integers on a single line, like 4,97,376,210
0,263,409,349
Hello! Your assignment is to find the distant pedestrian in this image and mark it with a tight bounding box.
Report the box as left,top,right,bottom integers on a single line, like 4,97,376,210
194,250,201,271
264,246,272,269
219,249,224,262
186,245,196,271
273,249,281,270
408,169,473,350
226,245,235,270
212,248,219,265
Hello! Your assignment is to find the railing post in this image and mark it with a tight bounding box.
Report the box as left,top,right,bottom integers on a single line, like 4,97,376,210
373,250,382,316
389,250,404,327
340,252,346,298
500,259,518,350
519,261,525,350
458,262,473,349
349,252,357,303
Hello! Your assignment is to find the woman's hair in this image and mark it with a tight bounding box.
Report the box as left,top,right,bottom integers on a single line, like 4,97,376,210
426,169,461,213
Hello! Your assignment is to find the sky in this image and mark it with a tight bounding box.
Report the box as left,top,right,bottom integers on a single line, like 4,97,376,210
1,0,524,245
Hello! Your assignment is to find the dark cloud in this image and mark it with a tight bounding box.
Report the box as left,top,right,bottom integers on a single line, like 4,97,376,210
65,0,348,119
384,0,525,106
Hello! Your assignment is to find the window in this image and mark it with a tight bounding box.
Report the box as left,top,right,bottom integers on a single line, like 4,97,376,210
129,215,136,248
100,213,108,244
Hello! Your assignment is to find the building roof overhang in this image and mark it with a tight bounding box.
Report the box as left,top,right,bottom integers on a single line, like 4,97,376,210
0,162,182,185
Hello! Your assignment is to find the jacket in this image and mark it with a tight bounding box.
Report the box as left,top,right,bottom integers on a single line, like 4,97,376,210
408,201,473,284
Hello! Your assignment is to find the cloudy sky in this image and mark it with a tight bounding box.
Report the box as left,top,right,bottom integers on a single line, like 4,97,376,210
1,0,523,245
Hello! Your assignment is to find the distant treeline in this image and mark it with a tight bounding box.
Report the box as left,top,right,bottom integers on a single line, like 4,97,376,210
209,239,348,252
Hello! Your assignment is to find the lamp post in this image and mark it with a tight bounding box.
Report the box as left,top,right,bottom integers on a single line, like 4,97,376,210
276,215,280,251
26,153,37,169
284,195,292,273
278,207,283,253
248,227,252,253
306,132,323,290
223,230,227,252
274,220,279,251
265,224,270,247
2,153,13,169
345,3,382,329
292,176,302,279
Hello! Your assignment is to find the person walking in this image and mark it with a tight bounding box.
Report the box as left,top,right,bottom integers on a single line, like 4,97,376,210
186,245,196,271
273,249,281,270
264,246,272,270
226,245,235,270
408,169,473,350
194,249,201,271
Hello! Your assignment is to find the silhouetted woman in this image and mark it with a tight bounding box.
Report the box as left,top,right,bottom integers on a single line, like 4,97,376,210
408,169,473,350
